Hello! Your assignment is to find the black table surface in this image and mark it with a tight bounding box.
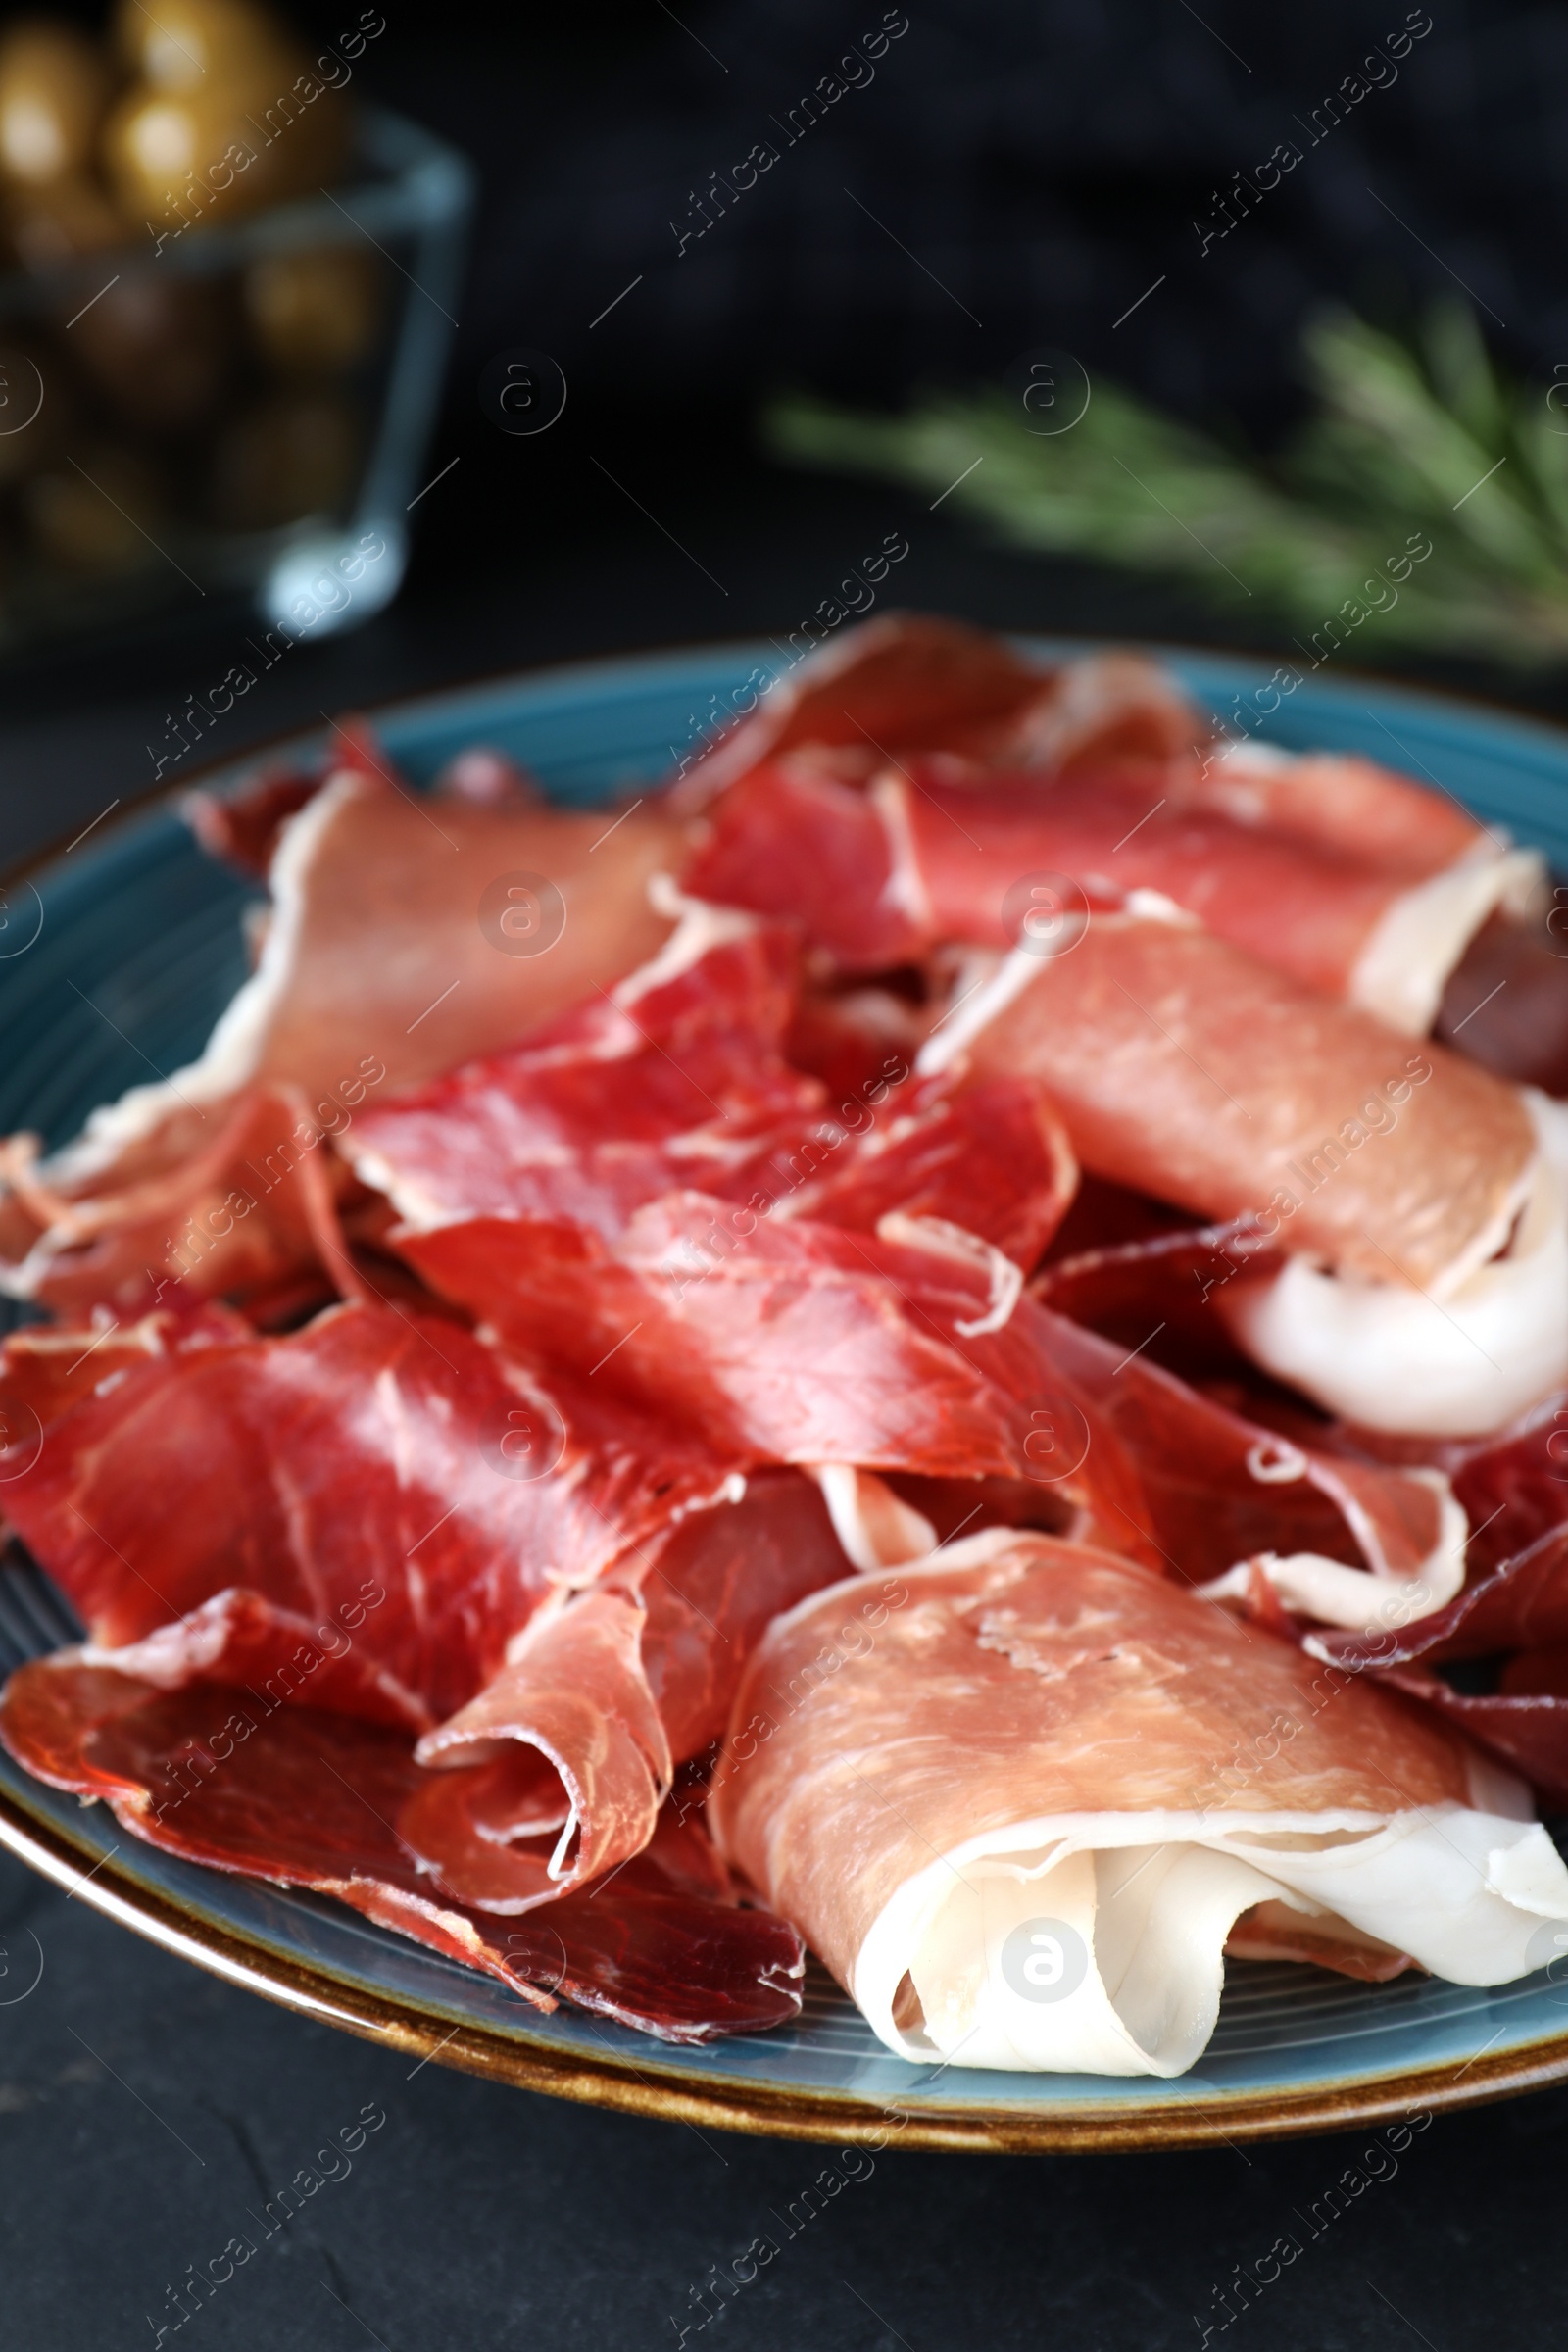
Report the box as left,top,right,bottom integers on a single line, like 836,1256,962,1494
4,438,1568,2349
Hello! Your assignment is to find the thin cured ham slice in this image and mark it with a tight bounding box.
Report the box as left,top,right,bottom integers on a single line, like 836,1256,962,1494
394,1195,1156,1564
785,1073,1076,1274
934,911,1536,1291
671,614,1204,812
1003,649,1207,773
929,909,1562,1434
1186,739,1498,878
682,760,921,971
184,740,550,879
348,894,1076,1272
0,1079,367,1320
1037,1212,1283,1385
0,1296,858,1913
1174,742,1552,1063
397,1196,1456,1593
709,1532,1568,2076
1299,1530,1568,1811
175,730,685,1106
895,764,1537,1037
1035,1302,1469,1627
1292,1402,1568,1805
1,1626,804,2042
0,735,682,1312
683,756,1539,1035
399,1470,854,1909
0,1298,740,1708
346,912,828,1236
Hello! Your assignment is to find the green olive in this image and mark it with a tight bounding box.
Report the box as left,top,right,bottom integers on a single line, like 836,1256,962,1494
68,272,233,433
23,440,166,577
0,21,109,188
208,390,361,529
102,58,352,229
4,175,123,270
244,245,381,376
112,0,286,95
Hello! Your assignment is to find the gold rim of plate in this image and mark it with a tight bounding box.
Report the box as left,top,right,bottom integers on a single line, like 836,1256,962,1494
6,1779,1568,2151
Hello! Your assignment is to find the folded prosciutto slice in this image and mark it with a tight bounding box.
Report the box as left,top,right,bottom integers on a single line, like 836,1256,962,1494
0,1298,851,1903
0,735,682,1315
710,1533,1568,2076
394,1194,1155,1566
927,907,1564,1434
0,1298,858,2025
1033,1302,1469,1628
1185,738,1502,877
3,1619,805,2043
669,613,1202,812
349,892,1077,1277
346,908,828,1236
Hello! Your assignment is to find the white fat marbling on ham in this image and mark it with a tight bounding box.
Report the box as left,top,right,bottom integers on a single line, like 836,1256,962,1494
874,1211,1024,1336
614,875,760,1005
808,1466,939,1572
868,771,935,933
916,947,1036,1077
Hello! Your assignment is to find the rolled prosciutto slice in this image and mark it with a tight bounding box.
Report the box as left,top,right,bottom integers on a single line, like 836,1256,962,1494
0,733,682,1312
683,756,1539,1036
929,909,1563,1434
709,1533,1568,2076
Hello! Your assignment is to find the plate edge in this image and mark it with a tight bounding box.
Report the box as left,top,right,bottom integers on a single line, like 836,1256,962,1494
3,1776,1566,2152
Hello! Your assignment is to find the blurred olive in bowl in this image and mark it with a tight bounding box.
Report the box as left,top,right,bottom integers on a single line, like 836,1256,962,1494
4,173,123,269
113,0,289,94
0,21,109,189
103,60,353,231
23,440,166,576
244,245,381,375
209,389,360,528
68,272,234,433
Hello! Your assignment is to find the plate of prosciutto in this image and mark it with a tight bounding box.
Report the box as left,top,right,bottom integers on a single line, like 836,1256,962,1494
5,614,1568,2152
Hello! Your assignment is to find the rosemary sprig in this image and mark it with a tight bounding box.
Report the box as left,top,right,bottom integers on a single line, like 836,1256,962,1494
765,305,1568,666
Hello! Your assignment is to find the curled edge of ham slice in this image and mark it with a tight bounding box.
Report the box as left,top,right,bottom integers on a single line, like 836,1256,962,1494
1222,1091,1568,1438
710,1531,1568,2078
0,1625,807,2045
1188,740,1545,1034
1346,839,1544,1037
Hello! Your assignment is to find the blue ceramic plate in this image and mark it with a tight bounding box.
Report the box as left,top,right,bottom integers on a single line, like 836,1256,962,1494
3,637,1568,2153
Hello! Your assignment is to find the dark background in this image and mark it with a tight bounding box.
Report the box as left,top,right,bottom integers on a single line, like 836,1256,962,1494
6,5,1568,2344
